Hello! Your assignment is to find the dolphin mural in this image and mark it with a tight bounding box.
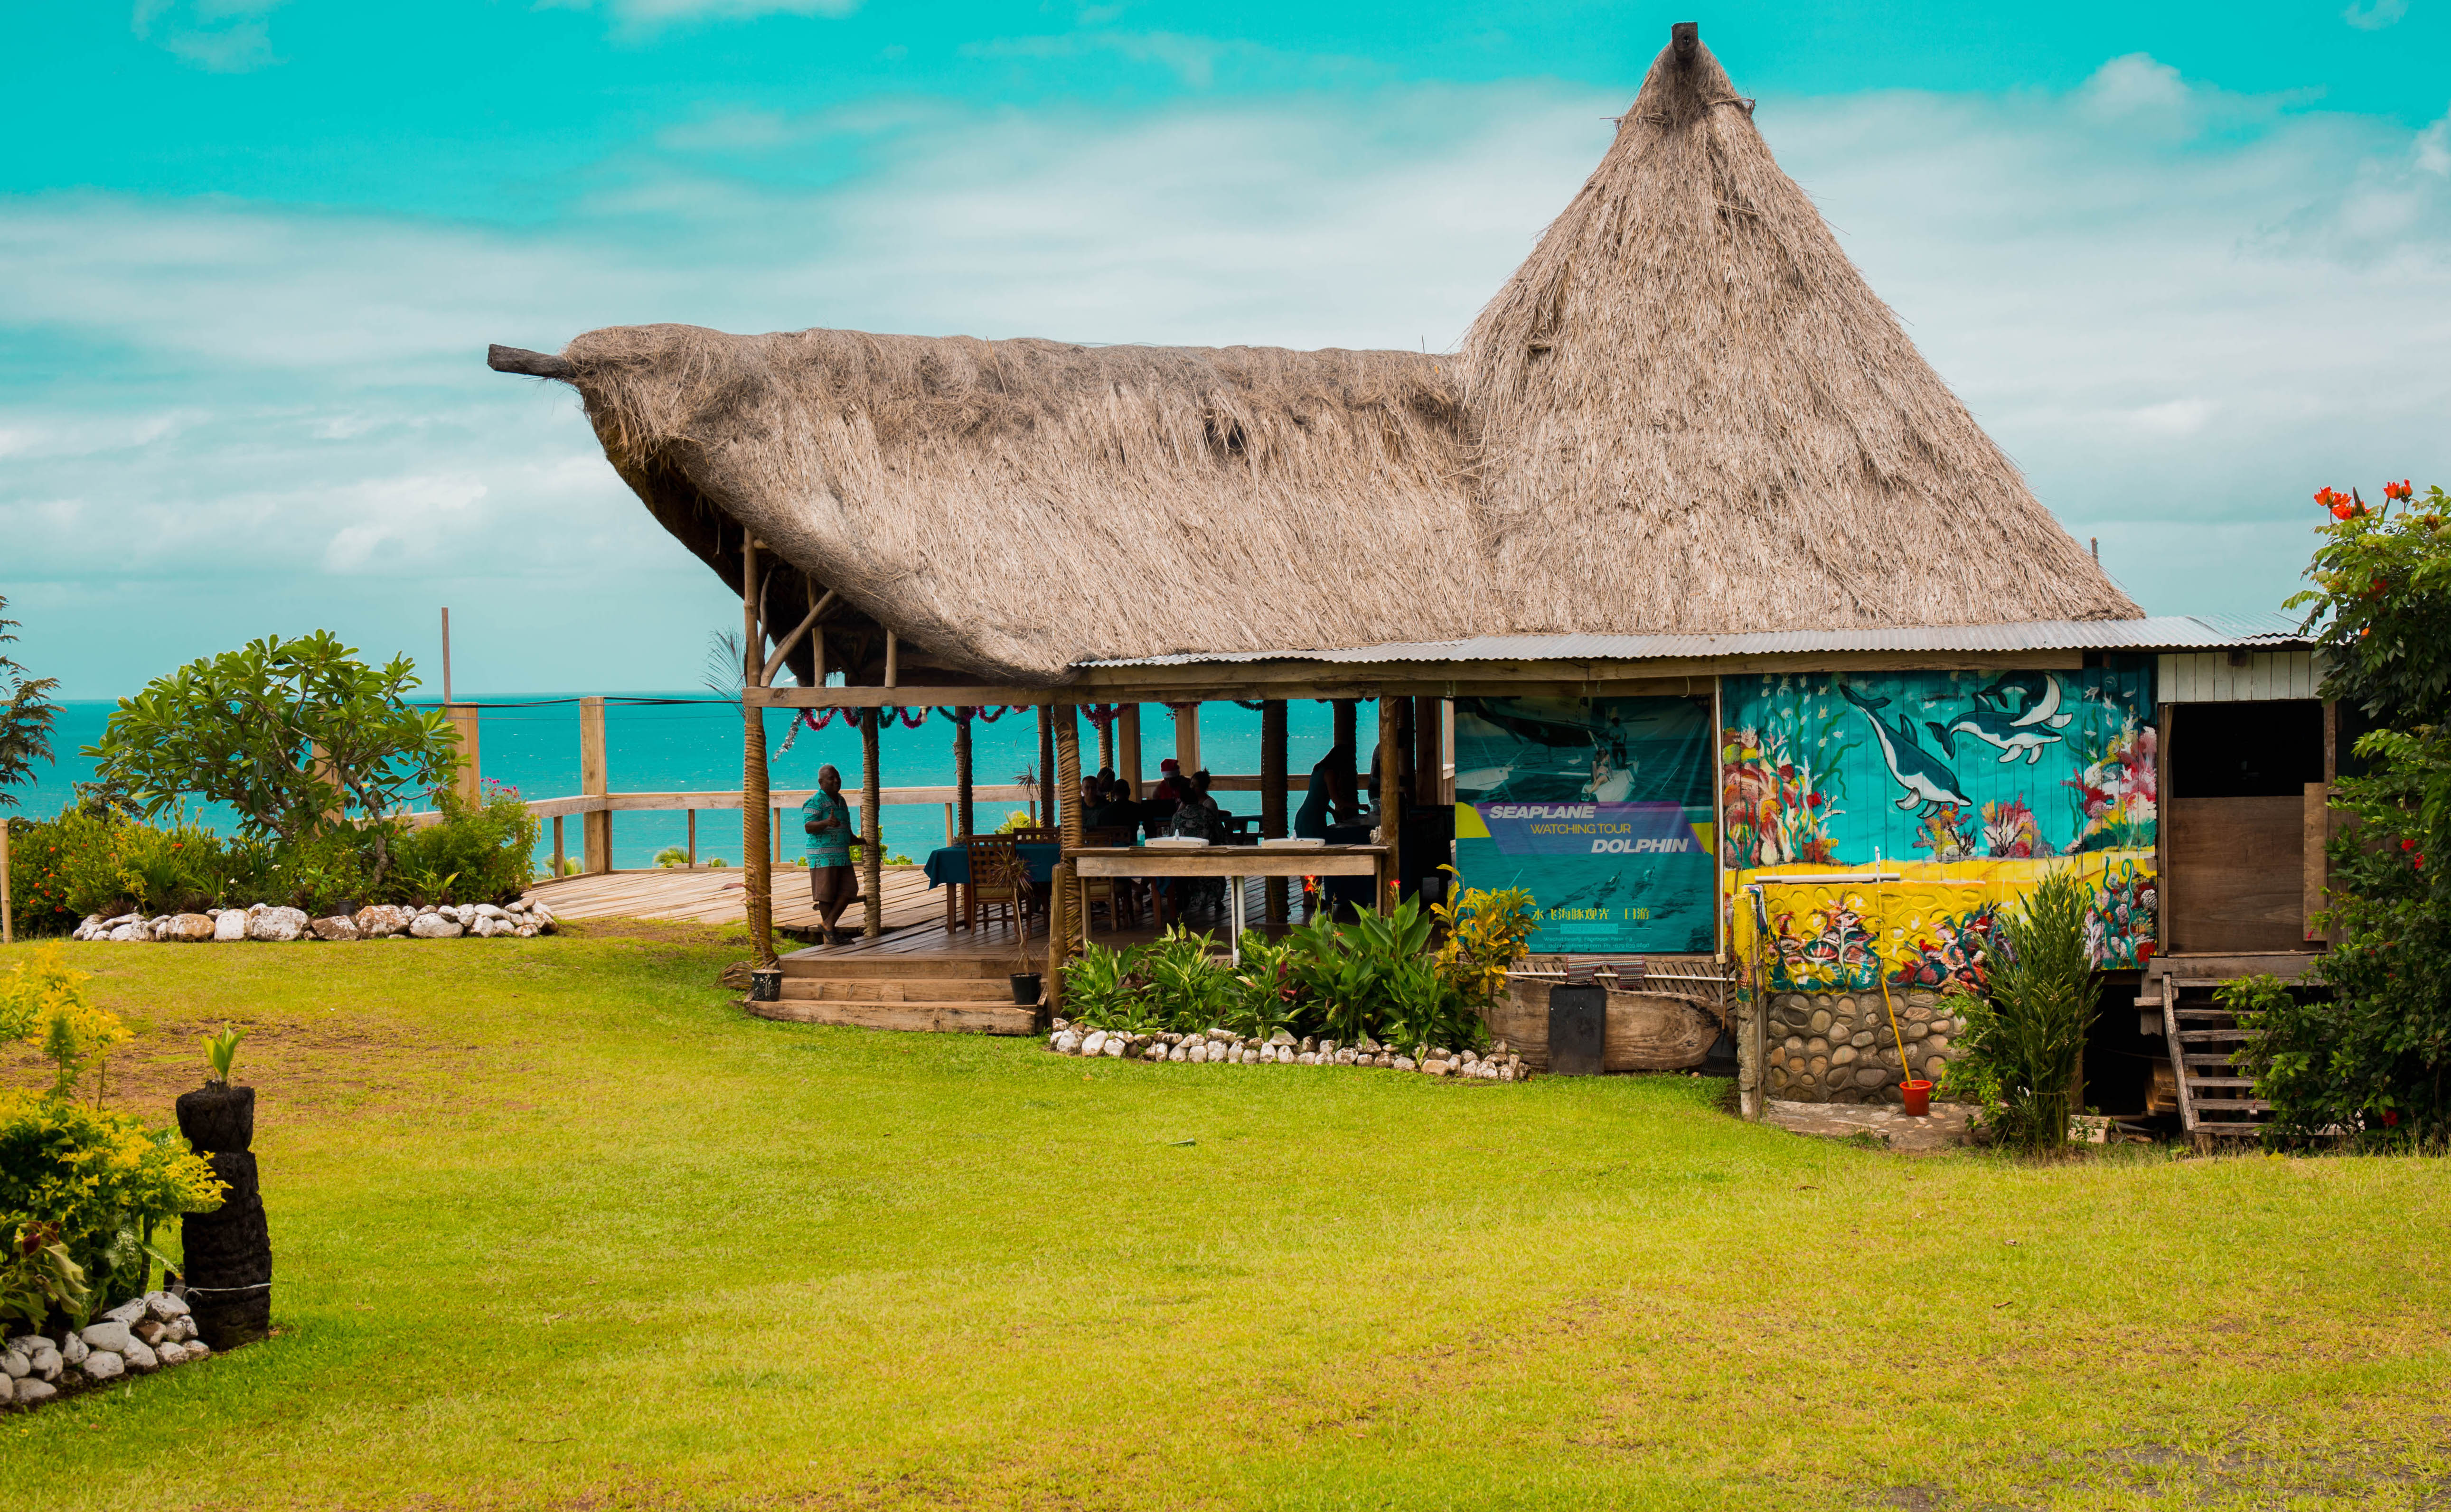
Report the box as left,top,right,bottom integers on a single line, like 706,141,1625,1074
1839,682,1973,814
1971,672,2077,729
1935,673,2075,763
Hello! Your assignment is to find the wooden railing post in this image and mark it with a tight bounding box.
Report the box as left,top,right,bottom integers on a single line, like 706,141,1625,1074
579,697,610,873
1118,704,1143,798
445,705,482,808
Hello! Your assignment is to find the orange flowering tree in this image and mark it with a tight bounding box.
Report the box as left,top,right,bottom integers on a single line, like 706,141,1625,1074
2239,482,2451,1141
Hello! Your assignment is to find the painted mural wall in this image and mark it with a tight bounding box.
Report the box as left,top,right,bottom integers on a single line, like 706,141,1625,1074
1721,665,2158,993
1452,695,1717,955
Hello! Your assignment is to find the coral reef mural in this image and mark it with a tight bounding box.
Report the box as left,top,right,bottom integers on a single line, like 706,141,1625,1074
1723,664,2158,982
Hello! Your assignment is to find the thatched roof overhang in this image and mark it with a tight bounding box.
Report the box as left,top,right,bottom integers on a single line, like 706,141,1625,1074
491,26,2144,693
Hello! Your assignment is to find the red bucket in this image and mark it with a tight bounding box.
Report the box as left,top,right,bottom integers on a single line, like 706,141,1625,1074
1900,1079,1933,1118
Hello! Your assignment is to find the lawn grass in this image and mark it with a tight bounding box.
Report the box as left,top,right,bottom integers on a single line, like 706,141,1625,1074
2,926,2446,1511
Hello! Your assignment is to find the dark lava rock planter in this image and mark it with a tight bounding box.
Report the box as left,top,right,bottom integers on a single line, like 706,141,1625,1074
173,1083,272,1350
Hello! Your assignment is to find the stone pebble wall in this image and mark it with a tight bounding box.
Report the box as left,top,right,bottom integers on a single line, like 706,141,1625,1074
1762,989,1963,1104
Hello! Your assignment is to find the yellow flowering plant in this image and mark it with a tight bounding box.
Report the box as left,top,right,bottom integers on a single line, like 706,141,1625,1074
1,944,131,1101
0,1092,224,1327
1431,869,1540,1006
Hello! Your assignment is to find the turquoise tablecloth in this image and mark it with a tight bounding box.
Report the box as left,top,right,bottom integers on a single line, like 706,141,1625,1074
922,842,1063,888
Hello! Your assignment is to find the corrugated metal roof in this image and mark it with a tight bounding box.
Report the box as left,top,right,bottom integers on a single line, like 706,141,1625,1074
1079,614,2313,669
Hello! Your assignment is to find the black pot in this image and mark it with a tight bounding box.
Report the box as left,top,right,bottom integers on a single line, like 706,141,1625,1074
749,967,782,1002
1010,972,1042,1006
174,1083,255,1154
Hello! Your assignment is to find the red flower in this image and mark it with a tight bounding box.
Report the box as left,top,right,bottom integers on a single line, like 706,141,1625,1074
1805,793,1823,809
2384,480,2413,503
2383,1109,2402,1128
1777,763,1794,779
2405,838,2418,850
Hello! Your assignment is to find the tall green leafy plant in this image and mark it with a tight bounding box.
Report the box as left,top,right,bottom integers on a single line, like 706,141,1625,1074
84,631,458,889
0,595,59,811
1948,868,2097,1154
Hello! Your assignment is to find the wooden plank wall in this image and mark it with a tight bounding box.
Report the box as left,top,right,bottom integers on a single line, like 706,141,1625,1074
2166,796,2304,952
2157,652,2324,703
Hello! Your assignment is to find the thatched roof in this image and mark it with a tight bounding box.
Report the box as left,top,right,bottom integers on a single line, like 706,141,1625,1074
502,27,2138,686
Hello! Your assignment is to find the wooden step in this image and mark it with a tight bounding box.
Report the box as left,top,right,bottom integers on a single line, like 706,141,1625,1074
2192,1098,2273,1112
748,999,1041,1035
2178,1028,2253,1042
780,977,1014,1003
779,953,1013,980
2183,1052,2246,1065
2174,1007,2243,1019
2182,1076,2256,1089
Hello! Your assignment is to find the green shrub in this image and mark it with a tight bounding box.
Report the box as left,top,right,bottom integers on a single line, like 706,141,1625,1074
1944,868,2097,1154
2235,728,2451,1143
387,786,542,904
4,815,77,934
27,804,224,918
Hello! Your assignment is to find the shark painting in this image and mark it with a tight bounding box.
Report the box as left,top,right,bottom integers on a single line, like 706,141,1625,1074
1839,682,1974,814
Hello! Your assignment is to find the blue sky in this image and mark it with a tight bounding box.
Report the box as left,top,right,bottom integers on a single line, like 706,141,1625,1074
6,1,2448,697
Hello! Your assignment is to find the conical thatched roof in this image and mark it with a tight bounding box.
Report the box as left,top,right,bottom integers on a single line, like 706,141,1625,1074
500,27,2137,686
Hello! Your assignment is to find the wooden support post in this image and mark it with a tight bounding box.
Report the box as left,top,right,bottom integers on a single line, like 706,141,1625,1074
1375,697,1401,912
579,696,610,874
551,816,564,879
0,818,13,946
1174,701,1202,775
1095,709,1114,779
741,537,776,969
1119,704,1143,797
1037,706,1056,824
1261,700,1288,923
686,810,696,868
1412,695,1440,807
2304,781,2331,943
773,806,783,864
1333,699,1360,824
444,704,483,808
1046,861,1074,1018
1056,704,1084,949
2153,702,2172,950
955,710,976,840
861,708,883,939
943,803,954,845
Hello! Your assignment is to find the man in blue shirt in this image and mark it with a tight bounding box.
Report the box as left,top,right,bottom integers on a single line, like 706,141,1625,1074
801,764,859,944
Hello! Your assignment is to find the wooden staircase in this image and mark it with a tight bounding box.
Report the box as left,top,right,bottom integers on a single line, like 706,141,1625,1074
2138,953,2316,1143
749,949,1042,1036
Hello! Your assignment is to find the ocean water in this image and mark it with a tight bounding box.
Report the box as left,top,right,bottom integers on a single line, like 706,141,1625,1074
19,695,1373,870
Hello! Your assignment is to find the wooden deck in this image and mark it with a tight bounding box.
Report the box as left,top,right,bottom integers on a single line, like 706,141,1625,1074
522,864,943,934
525,866,1290,955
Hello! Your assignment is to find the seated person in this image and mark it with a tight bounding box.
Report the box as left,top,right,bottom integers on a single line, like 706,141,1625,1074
1295,745,1355,840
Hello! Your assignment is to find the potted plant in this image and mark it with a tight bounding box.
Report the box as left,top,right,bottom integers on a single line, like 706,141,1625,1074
173,1027,251,1153
175,1026,273,1349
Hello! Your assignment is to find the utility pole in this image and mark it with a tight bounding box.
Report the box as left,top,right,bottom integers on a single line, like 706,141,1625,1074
441,607,454,703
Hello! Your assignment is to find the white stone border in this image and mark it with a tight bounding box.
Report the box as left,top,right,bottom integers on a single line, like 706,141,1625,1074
1048,1022,1528,1080
2,1291,212,1410
69,900,556,943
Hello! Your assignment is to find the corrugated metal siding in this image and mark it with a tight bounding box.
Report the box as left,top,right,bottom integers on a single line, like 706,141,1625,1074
2156,651,2326,702
1084,614,2314,669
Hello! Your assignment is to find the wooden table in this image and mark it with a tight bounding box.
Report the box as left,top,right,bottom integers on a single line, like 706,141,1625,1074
1065,844,1388,960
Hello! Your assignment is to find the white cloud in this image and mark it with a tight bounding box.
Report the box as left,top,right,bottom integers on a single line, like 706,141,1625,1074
5,58,2450,690
535,0,859,28
130,0,285,72
2342,0,2409,30
2419,110,2451,176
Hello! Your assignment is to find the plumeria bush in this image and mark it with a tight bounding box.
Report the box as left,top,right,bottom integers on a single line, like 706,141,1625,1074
2238,480,2451,1143
0,947,224,1327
